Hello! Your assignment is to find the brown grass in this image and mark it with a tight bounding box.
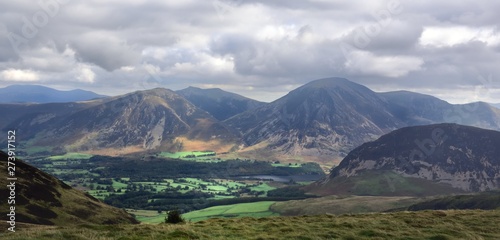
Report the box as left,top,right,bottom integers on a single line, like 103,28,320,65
174,136,236,153
3,210,500,239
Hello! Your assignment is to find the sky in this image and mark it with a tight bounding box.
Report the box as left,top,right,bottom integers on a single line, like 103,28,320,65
0,0,499,103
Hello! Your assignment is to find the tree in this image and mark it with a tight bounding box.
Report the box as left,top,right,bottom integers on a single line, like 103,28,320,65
165,210,184,224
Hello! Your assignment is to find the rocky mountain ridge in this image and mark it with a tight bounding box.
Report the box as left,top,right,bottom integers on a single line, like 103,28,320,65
310,123,500,195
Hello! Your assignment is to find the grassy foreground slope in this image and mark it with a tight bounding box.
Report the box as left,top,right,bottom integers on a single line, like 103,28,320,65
2,210,499,239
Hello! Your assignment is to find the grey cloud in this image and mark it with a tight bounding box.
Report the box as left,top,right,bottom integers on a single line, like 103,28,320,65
0,0,500,103
69,33,140,71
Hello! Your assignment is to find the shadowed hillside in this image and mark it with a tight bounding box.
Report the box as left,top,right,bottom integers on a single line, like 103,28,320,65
0,151,138,228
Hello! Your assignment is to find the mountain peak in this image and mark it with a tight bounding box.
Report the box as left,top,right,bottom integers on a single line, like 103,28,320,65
137,87,175,95
296,78,370,93
226,77,403,157
303,77,354,88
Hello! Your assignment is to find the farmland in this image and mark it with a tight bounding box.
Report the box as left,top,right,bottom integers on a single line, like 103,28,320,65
157,151,219,162
23,151,324,222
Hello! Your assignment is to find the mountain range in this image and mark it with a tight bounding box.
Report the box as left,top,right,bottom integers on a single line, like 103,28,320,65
0,85,106,103
225,78,500,160
1,78,500,160
1,88,240,156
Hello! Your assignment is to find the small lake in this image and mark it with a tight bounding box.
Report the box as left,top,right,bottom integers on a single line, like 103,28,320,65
238,174,323,182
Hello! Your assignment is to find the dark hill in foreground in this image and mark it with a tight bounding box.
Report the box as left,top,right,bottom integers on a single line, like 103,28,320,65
0,151,138,226
308,123,500,196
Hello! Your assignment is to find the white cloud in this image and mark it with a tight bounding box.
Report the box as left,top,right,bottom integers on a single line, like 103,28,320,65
76,65,96,83
420,26,500,47
1,68,40,82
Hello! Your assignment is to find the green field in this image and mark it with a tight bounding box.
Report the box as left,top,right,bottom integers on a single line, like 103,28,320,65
183,201,278,222
158,151,216,161
127,209,168,224
249,183,275,196
272,163,302,168
48,152,93,160
112,180,128,189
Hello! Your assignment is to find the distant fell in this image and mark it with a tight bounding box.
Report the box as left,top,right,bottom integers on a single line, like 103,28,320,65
0,85,106,103
0,88,240,155
177,86,265,120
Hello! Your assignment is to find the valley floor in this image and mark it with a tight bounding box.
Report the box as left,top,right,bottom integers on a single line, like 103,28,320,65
2,210,499,240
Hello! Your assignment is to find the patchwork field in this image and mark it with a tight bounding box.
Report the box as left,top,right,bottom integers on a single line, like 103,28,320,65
22,151,323,223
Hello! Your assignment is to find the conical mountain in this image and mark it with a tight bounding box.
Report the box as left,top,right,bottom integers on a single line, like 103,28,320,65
225,77,403,157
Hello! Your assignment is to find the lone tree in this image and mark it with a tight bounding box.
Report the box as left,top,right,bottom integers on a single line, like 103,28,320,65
165,210,184,224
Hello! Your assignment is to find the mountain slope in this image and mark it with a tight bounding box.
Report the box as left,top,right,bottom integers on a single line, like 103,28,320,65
308,123,500,196
0,151,138,226
177,86,265,120
379,91,452,125
490,103,500,109
0,85,106,103
380,91,500,129
225,77,404,157
2,88,240,155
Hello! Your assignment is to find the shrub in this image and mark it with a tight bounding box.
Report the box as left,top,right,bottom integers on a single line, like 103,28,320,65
165,210,184,224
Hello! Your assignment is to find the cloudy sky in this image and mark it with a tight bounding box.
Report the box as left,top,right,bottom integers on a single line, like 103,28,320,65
1,0,499,103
